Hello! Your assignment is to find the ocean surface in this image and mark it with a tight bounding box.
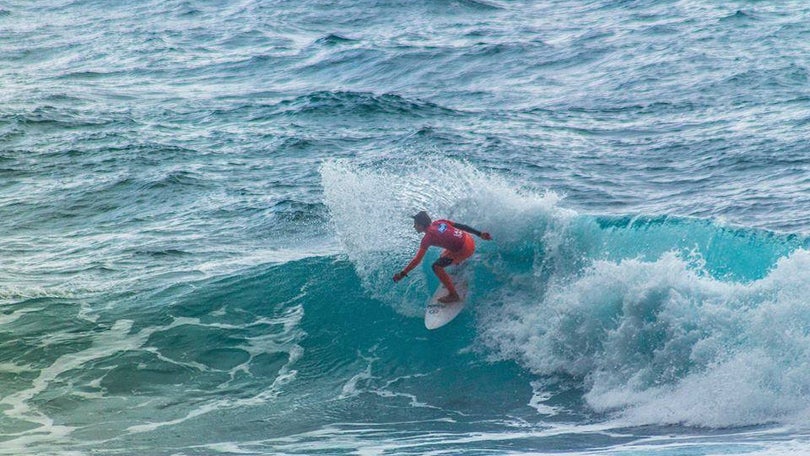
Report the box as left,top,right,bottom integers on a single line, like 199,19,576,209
2,0,810,454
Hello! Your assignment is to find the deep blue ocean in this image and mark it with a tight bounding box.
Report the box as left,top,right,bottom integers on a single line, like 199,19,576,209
3,0,810,454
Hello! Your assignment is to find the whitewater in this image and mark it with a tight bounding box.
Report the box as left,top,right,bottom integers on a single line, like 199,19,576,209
2,0,810,455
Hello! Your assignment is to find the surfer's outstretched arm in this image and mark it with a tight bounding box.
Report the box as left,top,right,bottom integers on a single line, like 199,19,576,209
454,222,492,240
393,247,427,282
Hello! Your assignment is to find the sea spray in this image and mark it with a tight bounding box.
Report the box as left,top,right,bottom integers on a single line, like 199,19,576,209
321,157,569,314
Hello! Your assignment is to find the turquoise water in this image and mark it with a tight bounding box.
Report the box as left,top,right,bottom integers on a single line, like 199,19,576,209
3,0,810,454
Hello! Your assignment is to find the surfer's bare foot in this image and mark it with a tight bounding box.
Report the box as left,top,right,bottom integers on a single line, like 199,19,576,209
438,293,460,303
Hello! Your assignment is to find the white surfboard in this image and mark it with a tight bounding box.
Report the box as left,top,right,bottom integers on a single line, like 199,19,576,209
424,279,468,330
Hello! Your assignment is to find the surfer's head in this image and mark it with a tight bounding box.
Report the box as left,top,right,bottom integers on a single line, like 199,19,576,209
412,211,431,232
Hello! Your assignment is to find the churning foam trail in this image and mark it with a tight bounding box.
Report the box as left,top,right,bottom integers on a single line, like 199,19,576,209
482,244,810,428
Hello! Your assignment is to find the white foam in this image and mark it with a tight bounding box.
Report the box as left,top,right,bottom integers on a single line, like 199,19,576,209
484,247,810,428
0,319,146,450
529,380,561,416
123,308,306,435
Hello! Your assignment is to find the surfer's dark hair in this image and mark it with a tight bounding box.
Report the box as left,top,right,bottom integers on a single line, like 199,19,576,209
412,211,431,227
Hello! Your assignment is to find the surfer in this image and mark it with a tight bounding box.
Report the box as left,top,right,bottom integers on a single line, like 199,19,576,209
393,211,492,303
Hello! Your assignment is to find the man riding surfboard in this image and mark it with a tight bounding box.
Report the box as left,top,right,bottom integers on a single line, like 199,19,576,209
393,211,492,303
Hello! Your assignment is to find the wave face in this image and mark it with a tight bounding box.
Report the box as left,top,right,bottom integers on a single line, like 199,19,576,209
7,158,810,454
324,159,810,430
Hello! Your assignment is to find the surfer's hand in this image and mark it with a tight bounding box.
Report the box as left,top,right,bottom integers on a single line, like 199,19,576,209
480,232,492,240
393,271,407,282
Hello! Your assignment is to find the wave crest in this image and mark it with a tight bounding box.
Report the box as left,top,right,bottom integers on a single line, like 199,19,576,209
323,157,810,427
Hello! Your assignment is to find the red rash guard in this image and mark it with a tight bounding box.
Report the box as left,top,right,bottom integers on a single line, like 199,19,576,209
420,220,467,251
402,220,473,275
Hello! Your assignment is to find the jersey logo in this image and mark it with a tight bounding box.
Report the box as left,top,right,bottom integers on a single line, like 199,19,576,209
438,223,448,233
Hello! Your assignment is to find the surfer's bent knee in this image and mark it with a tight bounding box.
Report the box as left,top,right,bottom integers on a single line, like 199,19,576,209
433,257,453,269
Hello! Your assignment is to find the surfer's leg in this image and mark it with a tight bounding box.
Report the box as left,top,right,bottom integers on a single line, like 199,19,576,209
452,235,475,265
433,256,459,303
435,236,474,301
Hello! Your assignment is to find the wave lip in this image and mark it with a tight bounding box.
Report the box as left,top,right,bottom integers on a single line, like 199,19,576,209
272,90,460,120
